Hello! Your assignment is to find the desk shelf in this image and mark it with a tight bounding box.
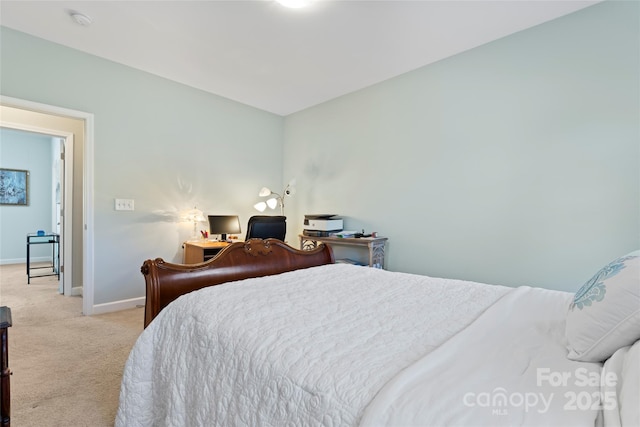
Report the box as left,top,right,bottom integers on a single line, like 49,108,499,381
182,240,231,264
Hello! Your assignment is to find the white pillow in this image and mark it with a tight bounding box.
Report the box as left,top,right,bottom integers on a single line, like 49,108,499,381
601,339,639,427
565,250,640,362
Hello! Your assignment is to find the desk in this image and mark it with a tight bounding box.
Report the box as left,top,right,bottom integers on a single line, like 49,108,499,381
183,240,231,264
26,233,59,284
1,306,12,427
299,234,388,269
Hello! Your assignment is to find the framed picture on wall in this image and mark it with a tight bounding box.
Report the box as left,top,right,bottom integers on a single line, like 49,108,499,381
0,168,29,206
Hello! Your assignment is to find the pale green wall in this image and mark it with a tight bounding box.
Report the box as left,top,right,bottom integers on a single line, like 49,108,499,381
0,128,53,261
283,1,640,292
1,27,284,304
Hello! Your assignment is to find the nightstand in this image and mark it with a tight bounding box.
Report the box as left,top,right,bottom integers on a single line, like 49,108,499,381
1,306,12,427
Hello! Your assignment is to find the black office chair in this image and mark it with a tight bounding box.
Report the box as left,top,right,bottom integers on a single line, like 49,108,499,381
245,216,287,241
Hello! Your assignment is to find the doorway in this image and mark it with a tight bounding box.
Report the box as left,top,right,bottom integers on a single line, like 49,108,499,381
0,128,69,294
0,96,95,315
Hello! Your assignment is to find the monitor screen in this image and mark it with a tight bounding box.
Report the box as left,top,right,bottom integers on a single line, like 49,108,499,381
208,215,241,241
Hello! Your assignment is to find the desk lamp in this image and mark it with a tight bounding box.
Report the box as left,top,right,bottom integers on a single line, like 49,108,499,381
184,207,206,240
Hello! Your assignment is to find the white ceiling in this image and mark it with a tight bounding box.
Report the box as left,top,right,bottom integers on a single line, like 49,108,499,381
0,0,600,116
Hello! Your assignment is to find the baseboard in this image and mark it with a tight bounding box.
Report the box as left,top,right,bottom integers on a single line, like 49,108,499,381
0,257,51,265
90,296,145,315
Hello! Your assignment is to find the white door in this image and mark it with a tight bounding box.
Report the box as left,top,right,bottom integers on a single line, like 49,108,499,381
56,138,64,294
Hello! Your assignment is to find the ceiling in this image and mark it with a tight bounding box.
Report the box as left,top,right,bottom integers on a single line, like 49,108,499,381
0,0,600,116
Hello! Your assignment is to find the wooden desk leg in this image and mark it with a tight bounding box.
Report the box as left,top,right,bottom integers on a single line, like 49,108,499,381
0,367,9,427
1,307,12,427
1,330,10,427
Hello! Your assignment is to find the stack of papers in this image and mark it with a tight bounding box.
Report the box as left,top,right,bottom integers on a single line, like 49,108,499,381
330,231,359,238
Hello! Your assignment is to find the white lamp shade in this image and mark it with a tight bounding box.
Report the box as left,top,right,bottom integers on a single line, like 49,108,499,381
285,178,297,196
266,198,278,209
258,187,272,197
185,208,205,223
254,202,267,212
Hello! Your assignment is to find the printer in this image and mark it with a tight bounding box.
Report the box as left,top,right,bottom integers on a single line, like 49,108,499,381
303,214,343,237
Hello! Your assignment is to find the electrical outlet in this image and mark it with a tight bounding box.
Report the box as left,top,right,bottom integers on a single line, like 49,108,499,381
115,198,135,211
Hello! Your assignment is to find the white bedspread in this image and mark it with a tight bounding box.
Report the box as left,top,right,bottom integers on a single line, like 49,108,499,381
360,286,602,427
116,263,509,427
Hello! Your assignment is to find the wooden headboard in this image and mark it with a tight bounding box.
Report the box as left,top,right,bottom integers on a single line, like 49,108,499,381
141,238,335,327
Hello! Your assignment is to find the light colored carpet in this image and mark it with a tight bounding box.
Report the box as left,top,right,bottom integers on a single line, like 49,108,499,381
0,263,144,426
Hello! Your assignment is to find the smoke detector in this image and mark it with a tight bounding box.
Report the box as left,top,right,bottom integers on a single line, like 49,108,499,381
69,11,93,26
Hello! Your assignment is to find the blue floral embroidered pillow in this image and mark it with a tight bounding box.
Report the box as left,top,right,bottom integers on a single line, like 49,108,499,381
566,250,640,362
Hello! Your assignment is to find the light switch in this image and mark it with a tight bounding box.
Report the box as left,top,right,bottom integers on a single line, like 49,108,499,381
115,198,135,211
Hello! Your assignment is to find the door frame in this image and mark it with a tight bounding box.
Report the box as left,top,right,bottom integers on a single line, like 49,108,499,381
1,95,95,315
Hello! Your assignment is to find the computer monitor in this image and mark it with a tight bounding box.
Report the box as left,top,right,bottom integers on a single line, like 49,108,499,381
207,215,241,241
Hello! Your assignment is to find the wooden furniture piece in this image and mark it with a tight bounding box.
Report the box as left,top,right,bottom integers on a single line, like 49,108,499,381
182,240,230,264
142,238,334,328
1,306,12,427
299,234,388,269
26,232,60,284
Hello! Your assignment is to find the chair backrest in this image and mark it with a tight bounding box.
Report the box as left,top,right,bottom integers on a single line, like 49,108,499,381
245,215,287,241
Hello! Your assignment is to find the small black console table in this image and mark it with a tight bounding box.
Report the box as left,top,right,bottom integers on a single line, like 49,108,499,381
26,232,60,284
1,306,12,427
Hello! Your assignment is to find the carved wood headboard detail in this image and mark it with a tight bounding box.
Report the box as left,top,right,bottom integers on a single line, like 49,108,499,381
141,238,335,327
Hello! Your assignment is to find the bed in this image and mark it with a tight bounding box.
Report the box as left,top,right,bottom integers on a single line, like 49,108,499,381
117,239,639,426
